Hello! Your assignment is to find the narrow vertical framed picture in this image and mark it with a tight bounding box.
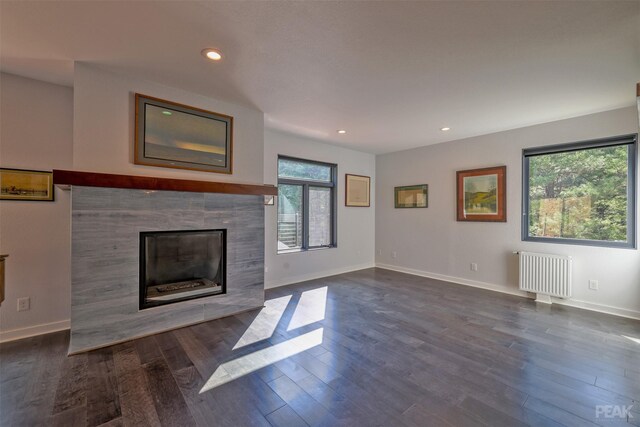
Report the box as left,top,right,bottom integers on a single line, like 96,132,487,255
0,168,54,202
456,165,506,222
345,174,370,207
394,184,428,208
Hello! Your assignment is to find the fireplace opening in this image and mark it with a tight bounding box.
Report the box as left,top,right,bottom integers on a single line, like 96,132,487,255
139,229,226,309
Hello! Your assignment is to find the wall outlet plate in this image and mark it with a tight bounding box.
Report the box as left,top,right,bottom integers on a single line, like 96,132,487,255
17,297,30,312
588,279,599,290
391,251,397,259
471,263,478,272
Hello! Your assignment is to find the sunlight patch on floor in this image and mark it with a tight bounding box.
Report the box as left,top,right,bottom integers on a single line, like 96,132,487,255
233,295,292,350
287,286,327,331
623,335,640,345
200,327,324,393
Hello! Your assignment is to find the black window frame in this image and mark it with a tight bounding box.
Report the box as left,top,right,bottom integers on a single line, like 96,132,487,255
277,155,338,253
522,133,638,249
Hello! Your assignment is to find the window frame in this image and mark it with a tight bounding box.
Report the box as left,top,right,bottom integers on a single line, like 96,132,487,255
522,133,638,249
277,155,338,253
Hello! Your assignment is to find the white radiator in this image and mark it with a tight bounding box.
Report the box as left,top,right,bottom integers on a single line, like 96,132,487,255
518,251,572,298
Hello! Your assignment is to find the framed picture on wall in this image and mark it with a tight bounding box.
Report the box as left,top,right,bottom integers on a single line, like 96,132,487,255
345,174,371,207
395,184,428,208
0,168,54,201
134,94,234,174
456,165,506,222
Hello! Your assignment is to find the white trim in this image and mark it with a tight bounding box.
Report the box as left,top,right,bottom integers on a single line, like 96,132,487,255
550,297,640,321
0,319,70,343
376,263,529,298
376,263,640,321
265,262,375,289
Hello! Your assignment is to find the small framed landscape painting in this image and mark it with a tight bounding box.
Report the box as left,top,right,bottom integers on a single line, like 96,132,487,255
456,166,506,222
345,174,371,207
0,168,54,201
395,184,428,208
135,94,233,174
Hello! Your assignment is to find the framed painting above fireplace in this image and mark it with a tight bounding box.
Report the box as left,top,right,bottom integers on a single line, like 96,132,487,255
134,94,233,174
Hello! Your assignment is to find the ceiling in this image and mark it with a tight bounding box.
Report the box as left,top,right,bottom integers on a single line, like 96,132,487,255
1,1,639,154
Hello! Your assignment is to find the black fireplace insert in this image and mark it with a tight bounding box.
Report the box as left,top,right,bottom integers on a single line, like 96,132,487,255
139,229,226,309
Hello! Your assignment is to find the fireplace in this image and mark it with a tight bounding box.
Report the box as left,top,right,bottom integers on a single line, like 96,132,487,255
139,229,226,309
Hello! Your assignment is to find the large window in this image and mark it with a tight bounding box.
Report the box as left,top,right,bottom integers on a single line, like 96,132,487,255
277,156,337,252
523,134,637,248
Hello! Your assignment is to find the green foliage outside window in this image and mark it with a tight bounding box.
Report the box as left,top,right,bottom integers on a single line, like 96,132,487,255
528,145,629,243
278,158,332,182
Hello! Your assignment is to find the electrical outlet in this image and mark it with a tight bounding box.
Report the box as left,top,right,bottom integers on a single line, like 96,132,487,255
264,266,269,273
17,297,30,312
376,249,382,256
470,263,478,272
391,251,398,259
588,279,599,290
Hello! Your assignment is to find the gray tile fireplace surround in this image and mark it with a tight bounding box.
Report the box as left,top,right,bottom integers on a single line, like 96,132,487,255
70,186,265,354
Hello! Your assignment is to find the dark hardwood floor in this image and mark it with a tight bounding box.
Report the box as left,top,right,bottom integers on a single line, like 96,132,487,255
2,268,640,426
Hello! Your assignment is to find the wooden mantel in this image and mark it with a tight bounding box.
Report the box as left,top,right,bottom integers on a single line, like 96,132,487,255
53,170,277,196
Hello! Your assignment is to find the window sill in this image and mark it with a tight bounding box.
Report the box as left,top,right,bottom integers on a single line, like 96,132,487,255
522,236,635,250
277,245,336,255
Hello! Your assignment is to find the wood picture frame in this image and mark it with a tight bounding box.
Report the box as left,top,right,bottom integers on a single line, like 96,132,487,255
456,166,506,222
134,93,233,174
395,184,428,208
0,168,54,201
345,174,370,207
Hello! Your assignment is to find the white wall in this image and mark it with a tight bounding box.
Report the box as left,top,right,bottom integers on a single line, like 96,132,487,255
0,65,266,342
376,106,640,318
0,73,73,339
74,63,264,184
264,130,375,288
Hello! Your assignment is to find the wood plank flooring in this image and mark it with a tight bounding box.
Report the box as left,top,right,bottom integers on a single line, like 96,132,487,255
2,268,640,426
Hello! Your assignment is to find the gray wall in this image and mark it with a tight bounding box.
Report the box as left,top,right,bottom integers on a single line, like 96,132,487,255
0,73,73,341
70,187,264,353
376,106,640,318
73,63,265,184
0,67,268,343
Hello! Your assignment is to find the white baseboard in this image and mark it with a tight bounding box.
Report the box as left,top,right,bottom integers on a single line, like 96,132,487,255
265,262,376,289
376,263,640,321
551,298,640,321
0,319,70,344
376,263,530,298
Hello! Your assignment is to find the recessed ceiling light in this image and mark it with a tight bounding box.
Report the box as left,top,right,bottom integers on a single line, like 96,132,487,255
201,48,222,61
162,111,172,116
337,130,347,134
440,127,451,131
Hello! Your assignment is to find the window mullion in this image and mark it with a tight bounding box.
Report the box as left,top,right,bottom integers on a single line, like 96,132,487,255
303,183,310,250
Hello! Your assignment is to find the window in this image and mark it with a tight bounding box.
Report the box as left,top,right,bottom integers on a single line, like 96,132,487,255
523,134,637,248
277,156,337,252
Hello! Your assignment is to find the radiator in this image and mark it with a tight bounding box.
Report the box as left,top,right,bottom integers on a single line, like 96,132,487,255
518,251,572,298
